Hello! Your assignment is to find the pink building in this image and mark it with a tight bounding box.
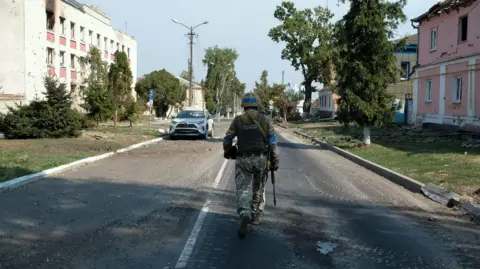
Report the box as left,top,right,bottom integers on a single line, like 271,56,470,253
411,0,480,127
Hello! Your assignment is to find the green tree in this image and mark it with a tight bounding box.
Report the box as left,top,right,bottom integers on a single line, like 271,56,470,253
268,2,335,117
334,0,406,145
1,77,82,139
108,50,133,128
276,87,303,121
180,70,190,81
80,47,113,127
135,69,185,118
202,46,239,115
253,70,285,109
253,70,270,108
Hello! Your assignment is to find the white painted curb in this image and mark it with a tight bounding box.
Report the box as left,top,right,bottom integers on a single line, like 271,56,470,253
0,137,164,191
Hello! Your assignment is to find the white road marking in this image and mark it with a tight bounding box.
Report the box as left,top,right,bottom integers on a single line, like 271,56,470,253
174,159,229,268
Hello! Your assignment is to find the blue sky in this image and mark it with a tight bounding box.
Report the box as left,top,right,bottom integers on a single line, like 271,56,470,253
84,0,437,90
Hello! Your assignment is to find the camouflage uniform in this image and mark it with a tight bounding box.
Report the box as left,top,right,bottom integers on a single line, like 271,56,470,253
223,93,280,238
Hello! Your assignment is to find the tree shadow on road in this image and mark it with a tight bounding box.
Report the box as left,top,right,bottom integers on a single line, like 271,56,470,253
0,165,37,185
0,176,479,269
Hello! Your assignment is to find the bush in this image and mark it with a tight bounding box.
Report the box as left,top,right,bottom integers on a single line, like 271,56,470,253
1,77,83,139
287,112,302,121
72,109,95,129
121,97,145,126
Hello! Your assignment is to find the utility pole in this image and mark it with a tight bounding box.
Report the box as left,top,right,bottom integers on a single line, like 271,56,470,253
172,19,209,107
187,28,194,107
282,70,284,85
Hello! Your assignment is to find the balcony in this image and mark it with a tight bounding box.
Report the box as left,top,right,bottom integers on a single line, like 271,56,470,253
70,40,77,49
60,67,66,78
47,31,55,43
60,36,67,46
80,43,86,52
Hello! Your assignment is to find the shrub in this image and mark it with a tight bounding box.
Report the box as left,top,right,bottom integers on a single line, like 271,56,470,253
121,96,146,127
0,112,4,133
1,77,83,139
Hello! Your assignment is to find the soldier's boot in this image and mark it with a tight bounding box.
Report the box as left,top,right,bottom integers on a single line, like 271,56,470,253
251,214,262,225
237,214,251,239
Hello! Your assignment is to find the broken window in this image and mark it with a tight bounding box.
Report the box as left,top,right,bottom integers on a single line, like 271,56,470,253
70,22,75,38
71,54,76,69
60,17,66,35
400,62,410,80
46,10,54,30
47,48,54,65
60,51,65,66
453,77,462,103
80,26,85,41
429,28,437,51
459,16,468,42
425,80,432,102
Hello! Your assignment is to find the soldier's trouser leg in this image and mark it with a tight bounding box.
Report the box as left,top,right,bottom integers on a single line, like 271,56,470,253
235,159,253,217
251,169,267,217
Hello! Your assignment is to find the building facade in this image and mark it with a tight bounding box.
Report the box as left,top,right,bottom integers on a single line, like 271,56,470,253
0,0,137,113
313,88,339,118
411,0,479,127
388,34,417,99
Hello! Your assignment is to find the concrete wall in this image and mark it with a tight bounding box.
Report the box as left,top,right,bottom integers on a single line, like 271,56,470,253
417,2,480,65
0,0,26,107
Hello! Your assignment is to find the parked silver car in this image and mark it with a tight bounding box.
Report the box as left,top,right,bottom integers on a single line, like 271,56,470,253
169,108,214,139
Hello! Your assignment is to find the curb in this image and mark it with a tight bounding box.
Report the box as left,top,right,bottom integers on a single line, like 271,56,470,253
0,136,165,192
275,123,480,220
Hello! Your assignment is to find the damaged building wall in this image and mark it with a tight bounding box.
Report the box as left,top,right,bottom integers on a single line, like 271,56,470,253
0,0,26,103
418,2,480,65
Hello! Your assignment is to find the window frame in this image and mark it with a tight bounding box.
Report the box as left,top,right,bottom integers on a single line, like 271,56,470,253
452,76,463,103
425,79,432,102
430,28,437,52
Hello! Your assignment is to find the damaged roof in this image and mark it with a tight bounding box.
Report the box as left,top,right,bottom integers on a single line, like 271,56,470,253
411,0,478,23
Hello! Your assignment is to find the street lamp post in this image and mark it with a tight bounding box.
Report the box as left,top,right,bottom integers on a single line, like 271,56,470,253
172,19,209,107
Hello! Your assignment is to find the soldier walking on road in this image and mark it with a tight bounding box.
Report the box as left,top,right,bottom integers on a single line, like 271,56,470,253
223,93,280,239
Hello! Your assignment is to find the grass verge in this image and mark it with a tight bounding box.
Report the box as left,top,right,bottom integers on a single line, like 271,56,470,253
0,124,165,183
286,121,480,202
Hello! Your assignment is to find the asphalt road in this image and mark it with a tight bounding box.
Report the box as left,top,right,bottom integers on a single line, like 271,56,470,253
1,122,479,269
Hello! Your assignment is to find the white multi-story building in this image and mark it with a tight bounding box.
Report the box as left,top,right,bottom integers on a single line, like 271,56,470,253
0,0,137,113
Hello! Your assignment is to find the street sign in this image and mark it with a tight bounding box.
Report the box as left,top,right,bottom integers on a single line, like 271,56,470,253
149,89,154,101
269,105,274,111
269,100,274,105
